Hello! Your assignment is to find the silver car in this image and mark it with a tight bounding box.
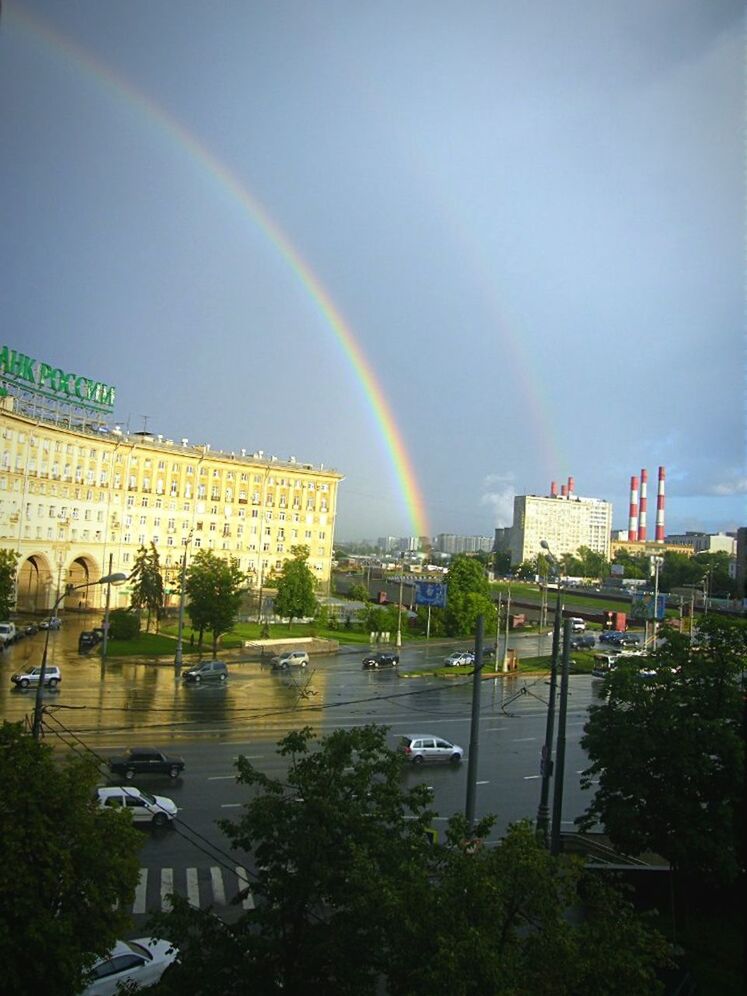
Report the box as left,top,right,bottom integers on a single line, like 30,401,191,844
443,651,474,667
400,734,464,765
11,665,61,688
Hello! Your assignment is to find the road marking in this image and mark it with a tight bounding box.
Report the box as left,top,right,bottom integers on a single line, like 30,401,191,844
523,775,541,780
186,867,200,908
221,803,242,808
485,727,506,732
230,752,265,757
133,868,147,914
235,866,255,910
210,866,226,906
512,737,537,742
161,868,174,912
208,775,236,780
476,780,490,785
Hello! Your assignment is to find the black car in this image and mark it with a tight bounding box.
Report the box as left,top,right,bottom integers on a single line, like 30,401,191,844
362,651,399,669
78,631,98,651
108,747,185,780
569,634,596,650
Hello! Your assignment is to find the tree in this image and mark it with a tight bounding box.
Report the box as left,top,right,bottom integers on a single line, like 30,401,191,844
147,727,669,994
348,582,370,603
271,544,317,628
575,546,609,580
579,616,745,884
129,543,165,632
185,549,245,658
0,547,19,619
0,722,141,996
108,606,140,641
445,554,495,636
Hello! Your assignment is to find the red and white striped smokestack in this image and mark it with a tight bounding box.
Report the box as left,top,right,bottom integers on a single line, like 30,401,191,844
655,466,666,542
638,469,648,541
567,475,575,497
628,475,639,542
550,481,558,497
560,484,568,497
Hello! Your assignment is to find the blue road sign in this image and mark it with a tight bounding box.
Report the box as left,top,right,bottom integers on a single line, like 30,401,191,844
414,582,446,608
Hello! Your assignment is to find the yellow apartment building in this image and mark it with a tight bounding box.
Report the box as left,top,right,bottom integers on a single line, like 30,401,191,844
0,393,343,614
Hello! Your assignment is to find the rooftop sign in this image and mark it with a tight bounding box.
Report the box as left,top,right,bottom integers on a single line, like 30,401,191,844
0,346,116,413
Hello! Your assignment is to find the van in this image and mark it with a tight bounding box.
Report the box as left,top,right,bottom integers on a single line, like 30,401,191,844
569,617,586,633
182,660,228,683
0,622,17,646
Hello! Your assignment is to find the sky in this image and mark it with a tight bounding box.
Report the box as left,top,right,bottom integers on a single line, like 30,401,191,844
1,0,744,542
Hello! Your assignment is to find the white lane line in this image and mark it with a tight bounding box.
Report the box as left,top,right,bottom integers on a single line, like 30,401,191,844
186,868,200,908
161,868,174,912
512,737,537,742
476,780,490,785
208,775,236,780
133,868,147,915
210,867,226,906
235,866,255,910
221,803,241,808
485,727,506,732
523,775,541,780
230,753,265,758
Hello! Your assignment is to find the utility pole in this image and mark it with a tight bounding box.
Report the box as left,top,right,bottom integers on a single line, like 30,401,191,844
494,592,502,672
550,620,572,856
464,614,484,831
100,553,114,664
535,584,563,845
501,585,511,672
174,531,193,669
395,559,404,648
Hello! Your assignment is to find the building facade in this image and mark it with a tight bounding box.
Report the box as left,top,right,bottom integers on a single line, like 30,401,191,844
0,397,343,614
508,493,612,565
664,531,737,556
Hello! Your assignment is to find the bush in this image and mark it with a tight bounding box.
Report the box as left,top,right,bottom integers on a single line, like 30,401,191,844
108,608,140,641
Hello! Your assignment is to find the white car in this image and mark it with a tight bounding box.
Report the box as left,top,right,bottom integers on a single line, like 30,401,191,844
11,665,61,688
272,650,309,669
82,937,177,994
96,786,177,828
400,734,464,764
443,651,474,667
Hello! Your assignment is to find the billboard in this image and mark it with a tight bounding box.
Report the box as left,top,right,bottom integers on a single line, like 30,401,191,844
629,591,667,621
414,582,446,608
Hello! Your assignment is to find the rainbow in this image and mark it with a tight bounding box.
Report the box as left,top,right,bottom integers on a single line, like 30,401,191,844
8,6,431,539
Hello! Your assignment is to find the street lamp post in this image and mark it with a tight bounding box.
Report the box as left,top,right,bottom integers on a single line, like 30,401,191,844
33,571,126,739
651,555,664,647
395,560,404,649
536,539,563,846
174,532,193,669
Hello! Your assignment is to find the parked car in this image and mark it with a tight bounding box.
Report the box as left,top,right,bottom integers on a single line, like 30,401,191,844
24,623,39,636
618,633,641,646
443,651,475,668
38,617,62,631
0,622,18,646
471,644,495,658
11,665,61,689
362,651,399,669
108,747,185,780
82,937,177,995
568,617,586,633
182,659,228,682
272,650,309,670
79,631,98,652
96,786,177,828
399,734,464,765
569,634,596,650
599,631,624,645
591,654,619,677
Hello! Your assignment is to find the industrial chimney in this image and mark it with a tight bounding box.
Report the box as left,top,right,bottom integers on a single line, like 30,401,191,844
655,466,666,542
550,480,558,497
638,469,648,541
628,475,639,542
567,475,575,497
560,484,568,497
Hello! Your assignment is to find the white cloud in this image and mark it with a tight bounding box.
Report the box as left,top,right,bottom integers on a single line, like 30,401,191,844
480,474,516,528
708,478,747,496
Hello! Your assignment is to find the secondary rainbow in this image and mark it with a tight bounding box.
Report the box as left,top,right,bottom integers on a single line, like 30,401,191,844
10,5,431,539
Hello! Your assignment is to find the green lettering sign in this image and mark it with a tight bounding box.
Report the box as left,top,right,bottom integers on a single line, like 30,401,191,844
0,344,116,413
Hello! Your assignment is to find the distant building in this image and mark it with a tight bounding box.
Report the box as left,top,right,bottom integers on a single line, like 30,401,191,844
665,531,737,556
435,533,493,555
507,493,612,565
377,536,398,553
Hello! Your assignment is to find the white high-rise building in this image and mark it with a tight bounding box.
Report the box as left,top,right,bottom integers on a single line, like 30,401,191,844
508,493,612,565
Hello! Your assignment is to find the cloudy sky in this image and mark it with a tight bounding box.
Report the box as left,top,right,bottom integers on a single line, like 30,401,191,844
1,1,743,541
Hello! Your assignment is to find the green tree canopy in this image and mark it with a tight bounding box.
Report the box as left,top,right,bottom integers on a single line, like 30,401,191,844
579,616,745,884
445,554,495,636
347,582,370,603
148,726,668,995
271,544,317,628
129,542,165,632
0,722,141,996
0,547,19,619
185,549,246,657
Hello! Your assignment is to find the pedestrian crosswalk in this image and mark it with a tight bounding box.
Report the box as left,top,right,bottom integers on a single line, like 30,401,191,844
126,865,255,916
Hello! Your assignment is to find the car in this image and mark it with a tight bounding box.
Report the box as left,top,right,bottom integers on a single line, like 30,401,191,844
96,786,178,828
38,617,62,631
108,747,185,780
471,644,495,658
443,651,475,667
182,659,229,682
24,623,39,636
361,651,399,669
272,650,309,670
569,634,596,650
599,631,624,645
400,734,464,764
11,665,61,689
0,622,18,646
591,653,619,677
618,633,641,646
79,631,98,651
82,937,177,994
